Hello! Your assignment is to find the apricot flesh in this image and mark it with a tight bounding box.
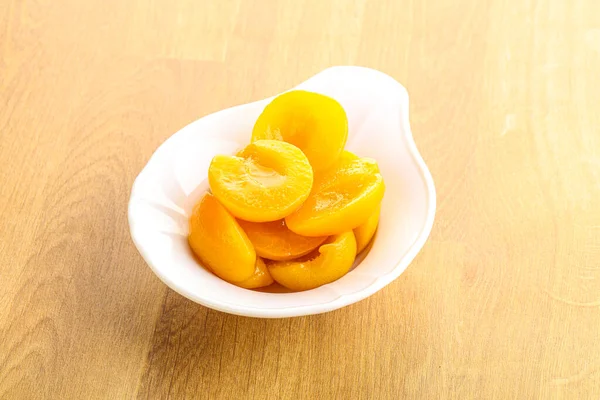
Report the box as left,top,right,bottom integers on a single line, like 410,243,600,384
285,157,385,237
238,219,327,261
353,205,380,254
252,90,348,172
268,231,357,291
312,150,359,191
208,140,313,222
188,194,256,283
236,257,274,289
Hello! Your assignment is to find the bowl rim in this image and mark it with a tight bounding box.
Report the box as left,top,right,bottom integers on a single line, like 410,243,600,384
128,66,436,318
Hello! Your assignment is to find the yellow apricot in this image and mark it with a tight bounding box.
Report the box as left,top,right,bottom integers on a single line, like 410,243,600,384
208,140,313,222
238,219,327,261
235,257,274,289
268,231,357,291
252,90,348,171
312,150,359,191
353,205,380,254
188,194,256,282
285,157,385,237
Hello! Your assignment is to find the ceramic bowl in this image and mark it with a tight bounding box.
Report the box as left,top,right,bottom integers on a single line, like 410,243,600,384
128,66,436,318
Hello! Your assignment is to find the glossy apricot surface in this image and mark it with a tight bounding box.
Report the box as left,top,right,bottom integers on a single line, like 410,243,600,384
208,140,313,222
268,231,357,291
251,90,348,171
236,257,274,289
188,194,256,283
353,205,380,254
312,150,359,191
238,219,327,261
285,157,385,236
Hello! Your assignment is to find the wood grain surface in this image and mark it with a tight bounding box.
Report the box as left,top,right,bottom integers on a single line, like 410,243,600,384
1,0,600,398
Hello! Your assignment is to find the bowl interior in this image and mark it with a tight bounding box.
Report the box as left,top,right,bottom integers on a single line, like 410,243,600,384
128,66,435,317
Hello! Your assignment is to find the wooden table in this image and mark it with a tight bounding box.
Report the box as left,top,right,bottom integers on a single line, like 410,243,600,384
2,0,599,398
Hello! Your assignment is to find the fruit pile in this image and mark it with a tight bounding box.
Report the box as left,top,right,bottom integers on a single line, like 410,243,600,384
188,90,385,291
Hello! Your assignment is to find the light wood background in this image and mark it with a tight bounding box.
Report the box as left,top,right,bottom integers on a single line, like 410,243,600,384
2,0,600,399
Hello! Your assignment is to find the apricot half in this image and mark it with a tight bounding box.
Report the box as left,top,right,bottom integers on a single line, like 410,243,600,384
236,257,274,289
268,231,357,291
208,140,313,222
238,219,327,261
353,205,380,254
312,150,359,191
285,157,385,237
188,194,256,283
251,90,348,172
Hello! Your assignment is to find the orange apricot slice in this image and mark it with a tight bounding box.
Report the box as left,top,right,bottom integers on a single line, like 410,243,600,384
353,205,380,254
313,150,359,191
188,193,256,283
285,157,385,237
267,231,357,291
208,140,313,222
237,219,327,261
236,257,274,289
251,90,348,172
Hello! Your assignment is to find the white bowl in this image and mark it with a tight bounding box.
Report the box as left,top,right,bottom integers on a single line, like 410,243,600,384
128,66,436,318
